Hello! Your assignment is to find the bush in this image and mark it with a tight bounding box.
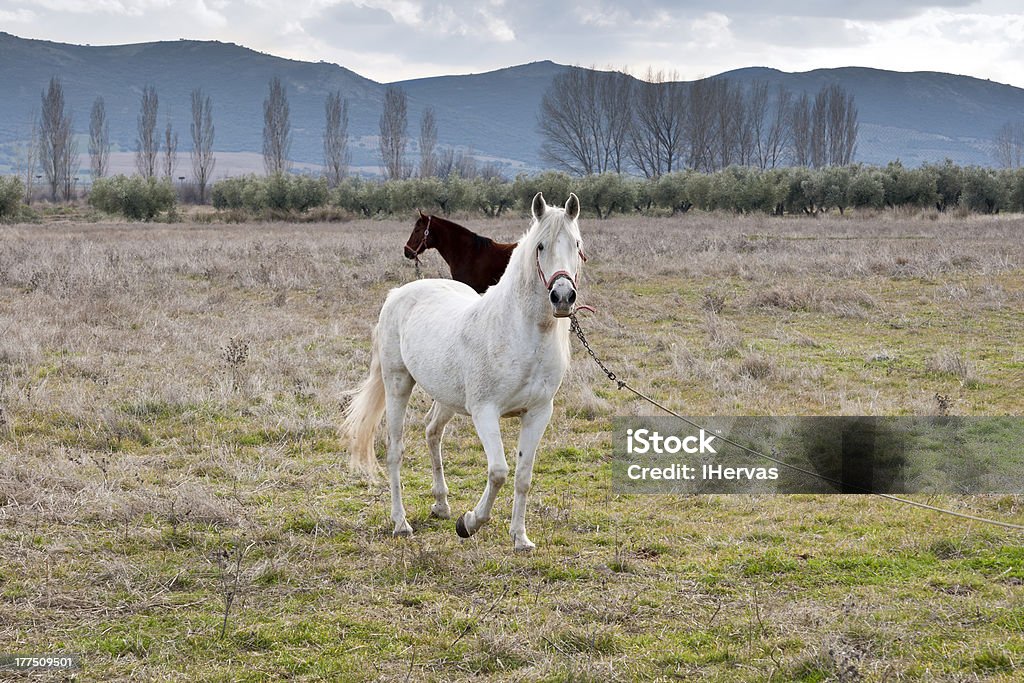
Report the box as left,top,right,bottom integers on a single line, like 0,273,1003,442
512,171,575,213
846,167,885,209
0,176,25,220
881,161,937,208
211,174,328,213
89,175,176,221
959,166,1007,214
579,173,635,218
470,177,515,216
332,177,389,217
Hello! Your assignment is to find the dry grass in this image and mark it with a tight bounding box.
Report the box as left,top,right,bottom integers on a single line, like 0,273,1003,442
0,211,1022,680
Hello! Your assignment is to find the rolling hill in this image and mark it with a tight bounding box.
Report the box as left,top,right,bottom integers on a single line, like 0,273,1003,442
1,31,1021,179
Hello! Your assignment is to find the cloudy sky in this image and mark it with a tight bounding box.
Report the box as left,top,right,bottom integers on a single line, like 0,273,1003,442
2,0,1024,86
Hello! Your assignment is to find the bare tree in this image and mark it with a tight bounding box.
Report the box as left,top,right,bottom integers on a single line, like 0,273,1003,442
136,85,159,178
89,97,109,180
747,81,770,169
599,69,634,173
190,89,216,203
629,69,687,177
14,115,39,203
455,148,478,178
162,119,178,180
263,76,291,176
789,92,812,167
379,86,409,179
839,94,859,166
39,76,78,201
685,78,717,173
323,90,349,186
435,146,455,178
539,66,634,176
760,85,792,169
822,84,858,165
802,84,859,167
712,80,750,169
993,121,1024,168
810,88,828,167
434,146,479,179
418,106,438,178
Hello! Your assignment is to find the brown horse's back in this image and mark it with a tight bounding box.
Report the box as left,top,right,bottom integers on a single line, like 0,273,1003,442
404,214,516,294
454,236,515,293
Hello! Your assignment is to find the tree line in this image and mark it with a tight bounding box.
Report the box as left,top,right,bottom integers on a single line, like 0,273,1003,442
538,67,859,177
4,69,1022,223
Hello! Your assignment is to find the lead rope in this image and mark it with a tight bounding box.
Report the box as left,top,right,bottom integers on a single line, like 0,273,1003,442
568,313,1024,533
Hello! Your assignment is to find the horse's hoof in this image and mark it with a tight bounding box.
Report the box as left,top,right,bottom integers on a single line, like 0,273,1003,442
393,520,413,537
455,513,471,538
512,532,536,552
431,503,451,519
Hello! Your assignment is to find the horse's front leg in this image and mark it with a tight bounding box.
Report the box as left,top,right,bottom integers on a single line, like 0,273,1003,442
456,406,507,538
509,401,553,552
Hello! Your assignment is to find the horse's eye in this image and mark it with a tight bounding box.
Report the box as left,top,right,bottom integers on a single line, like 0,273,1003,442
538,244,544,251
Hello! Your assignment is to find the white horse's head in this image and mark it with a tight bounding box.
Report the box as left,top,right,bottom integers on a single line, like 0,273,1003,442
529,192,585,318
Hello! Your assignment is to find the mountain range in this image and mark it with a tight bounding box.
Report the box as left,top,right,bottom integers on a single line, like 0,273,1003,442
1,31,1021,179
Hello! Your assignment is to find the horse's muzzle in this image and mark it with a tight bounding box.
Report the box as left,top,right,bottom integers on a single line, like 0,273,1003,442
403,245,418,259
549,279,577,318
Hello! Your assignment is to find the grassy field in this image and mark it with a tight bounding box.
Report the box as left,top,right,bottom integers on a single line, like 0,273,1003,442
0,211,1022,681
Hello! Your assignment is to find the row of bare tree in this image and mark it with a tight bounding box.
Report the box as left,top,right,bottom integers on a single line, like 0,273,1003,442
377,86,504,181
24,70,860,204
538,67,860,177
25,76,352,203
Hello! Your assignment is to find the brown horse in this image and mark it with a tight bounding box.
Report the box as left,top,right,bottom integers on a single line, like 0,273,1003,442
403,211,516,294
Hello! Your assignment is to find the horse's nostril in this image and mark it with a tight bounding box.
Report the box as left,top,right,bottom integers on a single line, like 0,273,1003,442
567,289,577,304
550,290,559,304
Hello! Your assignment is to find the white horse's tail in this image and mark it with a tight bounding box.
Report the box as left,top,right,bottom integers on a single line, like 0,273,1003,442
342,329,385,478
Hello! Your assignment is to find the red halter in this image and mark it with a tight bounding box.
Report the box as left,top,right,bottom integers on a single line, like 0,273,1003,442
412,215,432,258
535,245,596,314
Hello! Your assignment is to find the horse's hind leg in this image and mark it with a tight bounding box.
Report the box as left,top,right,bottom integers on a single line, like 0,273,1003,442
425,401,455,519
384,370,415,536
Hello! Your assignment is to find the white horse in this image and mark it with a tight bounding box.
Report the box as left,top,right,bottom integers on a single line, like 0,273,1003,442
342,192,585,551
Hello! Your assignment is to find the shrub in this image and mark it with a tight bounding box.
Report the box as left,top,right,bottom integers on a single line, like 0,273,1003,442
846,167,885,209
881,161,938,208
470,177,515,216
512,171,575,213
959,166,1007,214
211,174,328,213
333,177,387,217
0,176,25,220
211,175,266,210
924,159,963,212
89,175,176,221
579,173,635,218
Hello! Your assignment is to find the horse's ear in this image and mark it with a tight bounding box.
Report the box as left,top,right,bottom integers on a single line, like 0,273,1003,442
418,209,425,218
565,193,580,220
531,192,546,220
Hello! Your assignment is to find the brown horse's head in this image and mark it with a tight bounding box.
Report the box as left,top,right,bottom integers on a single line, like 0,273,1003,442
404,210,434,259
